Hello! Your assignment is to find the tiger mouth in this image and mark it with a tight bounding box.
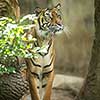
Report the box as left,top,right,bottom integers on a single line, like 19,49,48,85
38,24,63,37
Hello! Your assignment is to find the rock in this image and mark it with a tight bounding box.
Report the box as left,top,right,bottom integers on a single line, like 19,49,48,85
53,74,84,93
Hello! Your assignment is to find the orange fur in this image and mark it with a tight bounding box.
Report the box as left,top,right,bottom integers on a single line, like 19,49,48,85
24,4,63,100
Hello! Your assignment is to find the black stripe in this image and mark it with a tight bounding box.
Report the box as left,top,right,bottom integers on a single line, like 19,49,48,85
43,69,53,75
31,59,41,67
39,39,52,57
38,17,43,30
42,18,44,23
43,55,54,68
31,72,39,79
37,84,47,88
42,84,47,88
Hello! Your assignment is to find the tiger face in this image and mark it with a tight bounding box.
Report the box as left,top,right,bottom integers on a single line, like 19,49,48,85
45,4,63,33
34,3,64,36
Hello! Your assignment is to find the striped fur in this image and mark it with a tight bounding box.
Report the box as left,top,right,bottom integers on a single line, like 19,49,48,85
24,4,63,100
25,34,55,100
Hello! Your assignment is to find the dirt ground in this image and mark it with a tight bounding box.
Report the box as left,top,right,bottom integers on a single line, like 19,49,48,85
52,88,74,100
23,88,75,100
21,75,83,100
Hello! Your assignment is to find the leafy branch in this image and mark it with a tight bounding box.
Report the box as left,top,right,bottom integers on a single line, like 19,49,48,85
0,15,49,74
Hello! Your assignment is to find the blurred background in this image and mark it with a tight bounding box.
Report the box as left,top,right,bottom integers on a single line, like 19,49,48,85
18,0,94,77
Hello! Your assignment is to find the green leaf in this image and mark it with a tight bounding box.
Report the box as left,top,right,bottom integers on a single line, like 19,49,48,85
0,15,52,74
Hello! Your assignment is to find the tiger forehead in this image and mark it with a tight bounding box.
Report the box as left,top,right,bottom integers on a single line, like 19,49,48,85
36,7,59,16
42,7,58,13
38,9,48,16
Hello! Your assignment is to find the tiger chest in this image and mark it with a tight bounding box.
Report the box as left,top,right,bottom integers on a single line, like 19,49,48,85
30,50,54,78
30,49,54,90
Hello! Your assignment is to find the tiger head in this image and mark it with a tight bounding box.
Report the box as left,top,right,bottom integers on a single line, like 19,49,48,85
34,3,64,36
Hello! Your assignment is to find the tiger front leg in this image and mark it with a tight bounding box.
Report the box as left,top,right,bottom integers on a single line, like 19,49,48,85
27,68,40,100
43,70,54,100
25,59,40,100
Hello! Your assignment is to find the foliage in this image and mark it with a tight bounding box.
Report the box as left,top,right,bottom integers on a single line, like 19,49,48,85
0,64,16,75
0,15,49,74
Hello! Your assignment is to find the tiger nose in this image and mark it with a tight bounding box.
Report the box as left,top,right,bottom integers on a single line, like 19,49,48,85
60,24,64,30
57,23,63,29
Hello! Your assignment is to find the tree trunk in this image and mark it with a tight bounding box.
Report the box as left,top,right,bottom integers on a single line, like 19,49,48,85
75,0,100,100
0,0,29,100
0,71,29,100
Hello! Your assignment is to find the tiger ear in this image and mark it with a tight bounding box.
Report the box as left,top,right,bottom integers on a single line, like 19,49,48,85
34,7,42,15
55,3,61,10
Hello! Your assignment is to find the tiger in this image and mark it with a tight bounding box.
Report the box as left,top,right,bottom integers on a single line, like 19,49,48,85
24,3,63,100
